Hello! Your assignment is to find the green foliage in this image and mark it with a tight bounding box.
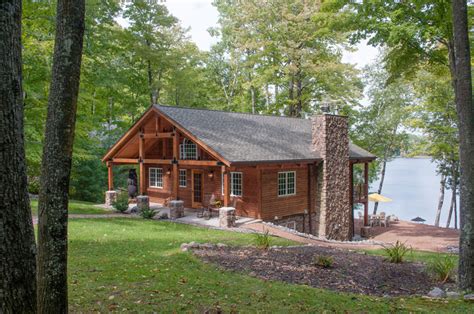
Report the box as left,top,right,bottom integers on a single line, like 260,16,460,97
383,241,412,264
427,255,457,283
140,205,156,219
254,229,271,250
314,255,334,268
112,192,129,213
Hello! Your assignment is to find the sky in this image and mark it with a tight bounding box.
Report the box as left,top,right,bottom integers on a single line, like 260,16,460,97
163,0,379,69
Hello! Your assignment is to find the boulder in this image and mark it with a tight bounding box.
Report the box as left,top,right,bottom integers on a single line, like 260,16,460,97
464,294,474,301
427,287,446,298
446,291,461,299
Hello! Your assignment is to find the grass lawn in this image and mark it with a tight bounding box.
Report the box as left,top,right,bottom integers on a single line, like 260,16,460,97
30,199,112,216
67,218,471,312
363,248,459,263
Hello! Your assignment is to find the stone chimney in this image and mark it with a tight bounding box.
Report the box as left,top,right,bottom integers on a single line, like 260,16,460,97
311,114,351,241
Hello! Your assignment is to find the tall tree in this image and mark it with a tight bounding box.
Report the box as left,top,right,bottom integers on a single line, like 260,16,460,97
352,60,412,214
452,0,474,290
0,1,37,312
36,0,86,312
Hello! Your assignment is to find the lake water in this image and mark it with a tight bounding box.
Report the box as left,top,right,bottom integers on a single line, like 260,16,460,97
369,158,459,227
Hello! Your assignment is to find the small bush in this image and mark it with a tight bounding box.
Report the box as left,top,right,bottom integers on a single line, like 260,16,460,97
383,240,411,263
314,255,334,268
427,255,457,283
140,206,157,219
254,229,271,250
112,192,129,213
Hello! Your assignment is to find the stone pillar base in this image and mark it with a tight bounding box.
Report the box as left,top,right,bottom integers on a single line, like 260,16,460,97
169,200,184,219
219,207,236,228
137,195,150,212
360,226,371,238
105,190,117,206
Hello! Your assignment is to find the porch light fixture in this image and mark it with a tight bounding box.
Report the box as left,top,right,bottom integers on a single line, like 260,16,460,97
274,216,279,220
166,168,171,175
208,171,214,179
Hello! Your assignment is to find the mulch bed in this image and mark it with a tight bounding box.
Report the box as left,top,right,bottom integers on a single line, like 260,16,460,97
193,245,450,296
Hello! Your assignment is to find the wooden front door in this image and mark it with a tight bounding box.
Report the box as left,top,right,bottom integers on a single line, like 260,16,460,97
191,170,203,208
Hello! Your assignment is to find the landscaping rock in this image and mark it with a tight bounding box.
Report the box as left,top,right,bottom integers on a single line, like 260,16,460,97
216,243,227,249
136,195,149,212
446,291,461,299
464,294,474,301
427,287,446,298
180,243,189,252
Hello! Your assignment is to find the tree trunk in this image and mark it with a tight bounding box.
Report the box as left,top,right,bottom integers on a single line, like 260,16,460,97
446,185,456,228
452,0,474,291
435,174,446,227
0,1,37,312
37,1,86,312
288,75,295,116
373,161,387,214
250,85,256,114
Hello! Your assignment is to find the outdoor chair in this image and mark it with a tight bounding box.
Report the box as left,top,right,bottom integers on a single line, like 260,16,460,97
380,215,390,227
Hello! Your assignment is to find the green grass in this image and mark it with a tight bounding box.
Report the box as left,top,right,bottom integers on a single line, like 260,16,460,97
66,218,471,312
30,199,111,216
362,249,459,263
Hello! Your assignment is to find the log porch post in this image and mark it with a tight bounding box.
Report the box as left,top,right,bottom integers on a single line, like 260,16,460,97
363,161,369,226
349,162,354,235
172,130,179,199
222,166,230,207
107,161,114,190
139,130,145,195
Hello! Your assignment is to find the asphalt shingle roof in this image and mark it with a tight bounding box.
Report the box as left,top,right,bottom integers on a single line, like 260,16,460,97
155,105,375,164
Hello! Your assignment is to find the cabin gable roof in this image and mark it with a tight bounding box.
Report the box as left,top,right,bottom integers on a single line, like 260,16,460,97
102,104,376,164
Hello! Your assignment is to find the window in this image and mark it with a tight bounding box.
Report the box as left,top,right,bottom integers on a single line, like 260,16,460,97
278,171,296,196
179,138,198,160
230,172,242,196
179,169,187,187
149,168,163,188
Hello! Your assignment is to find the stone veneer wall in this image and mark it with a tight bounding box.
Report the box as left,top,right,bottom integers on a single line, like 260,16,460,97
272,213,310,234
311,114,351,241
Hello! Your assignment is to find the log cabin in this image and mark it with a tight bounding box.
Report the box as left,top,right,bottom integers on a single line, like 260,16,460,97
102,105,376,241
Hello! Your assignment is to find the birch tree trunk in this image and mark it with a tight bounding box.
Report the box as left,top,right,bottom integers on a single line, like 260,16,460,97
446,186,456,228
373,161,386,214
452,0,474,291
434,175,446,227
0,1,37,312
37,1,85,312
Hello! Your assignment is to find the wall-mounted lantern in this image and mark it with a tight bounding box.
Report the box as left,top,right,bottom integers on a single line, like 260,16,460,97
208,171,214,179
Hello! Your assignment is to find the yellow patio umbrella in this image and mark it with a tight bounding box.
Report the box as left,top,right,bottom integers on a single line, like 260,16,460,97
368,193,393,203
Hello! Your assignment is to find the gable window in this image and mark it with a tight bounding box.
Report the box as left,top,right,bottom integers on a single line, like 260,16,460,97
179,169,187,187
278,171,296,196
149,168,163,188
230,172,242,196
179,138,198,160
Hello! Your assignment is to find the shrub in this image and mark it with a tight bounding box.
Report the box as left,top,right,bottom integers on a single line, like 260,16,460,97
383,240,411,263
314,255,334,268
112,192,129,213
254,229,271,250
140,205,157,219
427,255,457,283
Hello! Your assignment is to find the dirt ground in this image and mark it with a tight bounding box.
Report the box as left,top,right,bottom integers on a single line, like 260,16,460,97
193,245,453,297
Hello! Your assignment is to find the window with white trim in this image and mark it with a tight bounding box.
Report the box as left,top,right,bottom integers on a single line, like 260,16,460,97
149,168,163,188
179,169,187,187
179,138,198,160
230,172,242,196
278,171,296,196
